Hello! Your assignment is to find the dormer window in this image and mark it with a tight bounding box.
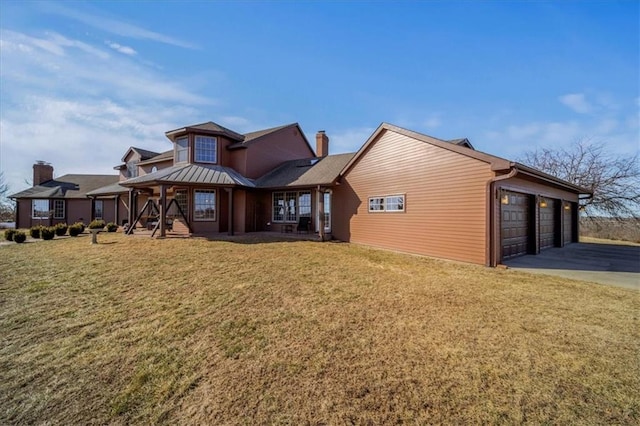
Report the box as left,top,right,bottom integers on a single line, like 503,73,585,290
194,136,217,163
127,161,138,178
176,137,188,163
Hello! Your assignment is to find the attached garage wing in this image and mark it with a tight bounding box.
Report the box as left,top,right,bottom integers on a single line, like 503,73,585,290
539,198,557,250
501,191,531,260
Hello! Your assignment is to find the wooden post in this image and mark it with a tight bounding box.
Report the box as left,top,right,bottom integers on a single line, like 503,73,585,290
114,195,119,226
226,188,234,236
127,189,135,228
159,185,167,238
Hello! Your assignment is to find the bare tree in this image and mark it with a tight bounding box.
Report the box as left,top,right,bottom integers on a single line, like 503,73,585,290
520,139,640,219
0,172,16,223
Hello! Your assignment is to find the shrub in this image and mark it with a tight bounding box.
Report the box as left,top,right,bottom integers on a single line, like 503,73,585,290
13,231,26,243
73,222,86,233
69,224,83,237
4,229,16,241
29,226,42,239
106,222,118,232
41,227,55,240
88,219,105,230
55,223,68,236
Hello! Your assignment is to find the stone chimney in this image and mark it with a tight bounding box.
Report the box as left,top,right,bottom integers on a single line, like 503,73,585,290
33,161,54,185
316,131,329,158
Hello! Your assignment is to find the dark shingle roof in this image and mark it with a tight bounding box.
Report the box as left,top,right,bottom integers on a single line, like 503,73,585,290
447,138,475,149
228,123,298,149
132,147,161,160
165,121,245,142
255,153,355,189
121,164,255,188
137,150,174,166
9,175,120,199
86,182,129,196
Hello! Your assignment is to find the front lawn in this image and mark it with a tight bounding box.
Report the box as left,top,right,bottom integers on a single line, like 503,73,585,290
0,233,638,424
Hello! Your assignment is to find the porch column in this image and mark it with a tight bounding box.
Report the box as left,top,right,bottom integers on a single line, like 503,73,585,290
226,187,234,236
159,185,167,238
127,189,135,227
114,195,119,225
317,186,325,241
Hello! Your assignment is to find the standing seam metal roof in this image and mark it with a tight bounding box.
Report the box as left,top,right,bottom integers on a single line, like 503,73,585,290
120,164,255,187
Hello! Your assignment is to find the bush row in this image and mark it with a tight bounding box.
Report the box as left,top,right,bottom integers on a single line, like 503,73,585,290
4,221,119,243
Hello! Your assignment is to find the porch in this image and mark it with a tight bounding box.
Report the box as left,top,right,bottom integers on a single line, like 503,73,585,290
126,229,325,242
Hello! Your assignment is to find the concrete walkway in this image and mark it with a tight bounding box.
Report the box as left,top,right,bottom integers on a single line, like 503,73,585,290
504,242,640,290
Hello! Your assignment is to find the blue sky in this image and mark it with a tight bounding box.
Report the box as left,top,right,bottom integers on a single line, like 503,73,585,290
1,1,638,194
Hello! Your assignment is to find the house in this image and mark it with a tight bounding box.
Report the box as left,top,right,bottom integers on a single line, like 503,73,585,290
10,162,119,228
11,120,589,267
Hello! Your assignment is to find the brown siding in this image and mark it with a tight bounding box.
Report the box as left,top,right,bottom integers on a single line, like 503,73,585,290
140,160,173,176
498,176,579,203
233,189,246,233
333,129,493,265
244,126,315,179
67,199,92,224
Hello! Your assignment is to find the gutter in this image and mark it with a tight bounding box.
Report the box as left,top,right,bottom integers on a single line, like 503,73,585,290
485,167,518,267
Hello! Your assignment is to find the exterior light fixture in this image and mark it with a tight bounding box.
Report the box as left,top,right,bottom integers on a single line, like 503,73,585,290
564,203,571,211
539,198,548,208
500,194,509,205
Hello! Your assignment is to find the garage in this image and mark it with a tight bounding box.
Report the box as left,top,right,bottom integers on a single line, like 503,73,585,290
539,197,556,250
501,191,531,260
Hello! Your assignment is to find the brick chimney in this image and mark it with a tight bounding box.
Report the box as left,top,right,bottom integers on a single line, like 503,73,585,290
33,161,54,185
316,131,329,158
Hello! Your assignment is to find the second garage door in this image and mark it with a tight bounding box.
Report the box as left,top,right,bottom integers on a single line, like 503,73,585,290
539,198,556,250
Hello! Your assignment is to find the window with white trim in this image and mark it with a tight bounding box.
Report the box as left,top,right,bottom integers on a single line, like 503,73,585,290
194,136,217,163
176,137,188,163
194,190,216,220
94,200,104,220
32,199,49,219
272,191,312,222
53,200,65,219
368,195,405,212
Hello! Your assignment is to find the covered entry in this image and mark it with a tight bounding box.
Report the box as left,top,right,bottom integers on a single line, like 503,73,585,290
501,191,531,260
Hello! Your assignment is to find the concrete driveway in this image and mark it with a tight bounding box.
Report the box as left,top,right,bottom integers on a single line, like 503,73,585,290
504,242,640,290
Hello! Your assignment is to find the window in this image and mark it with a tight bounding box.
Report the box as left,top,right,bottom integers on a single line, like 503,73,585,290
53,200,65,219
194,190,216,220
127,161,138,178
272,191,312,222
94,200,104,220
151,166,158,173
173,190,188,216
176,137,188,163
32,199,49,219
194,136,217,163
368,195,405,213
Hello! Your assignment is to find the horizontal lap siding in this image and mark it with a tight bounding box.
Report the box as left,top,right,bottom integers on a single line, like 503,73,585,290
499,177,579,202
334,130,493,265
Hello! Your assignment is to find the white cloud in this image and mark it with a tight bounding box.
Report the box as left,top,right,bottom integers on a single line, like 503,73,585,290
42,2,196,49
559,93,592,114
106,41,136,56
423,114,442,129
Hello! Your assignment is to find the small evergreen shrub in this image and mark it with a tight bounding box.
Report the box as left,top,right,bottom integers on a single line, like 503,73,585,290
55,223,68,236
106,222,118,232
73,222,86,233
4,229,16,241
29,226,42,239
88,219,105,230
13,231,26,243
41,227,55,240
69,224,83,237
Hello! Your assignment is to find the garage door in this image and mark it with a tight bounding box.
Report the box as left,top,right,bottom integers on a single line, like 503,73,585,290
501,192,531,260
539,198,556,250
563,202,573,244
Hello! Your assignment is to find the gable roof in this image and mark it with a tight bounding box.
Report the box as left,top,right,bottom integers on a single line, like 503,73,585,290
228,123,303,149
121,147,161,163
137,150,174,166
9,175,120,199
255,153,355,189
86,182,129,197
448,138,475,149
120,164,255,188
340,123,590,194
165,121,245,142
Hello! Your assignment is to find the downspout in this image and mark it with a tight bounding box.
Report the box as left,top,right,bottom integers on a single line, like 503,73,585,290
485,166,518,267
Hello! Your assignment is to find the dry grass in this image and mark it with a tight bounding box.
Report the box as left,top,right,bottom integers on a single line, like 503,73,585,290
1,233,638,424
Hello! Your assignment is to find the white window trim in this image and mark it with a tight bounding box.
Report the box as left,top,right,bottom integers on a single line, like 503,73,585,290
194,135,218,164
175,136,189,164
53,199,65,219
193,189,216,221
94,200,104,220
32,199,50,219
368,194,405,213
272,191,311,223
